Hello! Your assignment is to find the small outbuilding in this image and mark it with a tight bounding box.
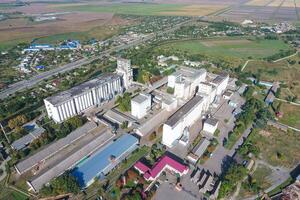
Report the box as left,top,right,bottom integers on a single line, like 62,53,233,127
131,93,151,119
203,118,219,135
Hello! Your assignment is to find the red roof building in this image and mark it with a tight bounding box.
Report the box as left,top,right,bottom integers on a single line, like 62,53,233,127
134,155,189,181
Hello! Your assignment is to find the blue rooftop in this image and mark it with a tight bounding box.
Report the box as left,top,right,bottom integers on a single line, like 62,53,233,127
72,134,139,188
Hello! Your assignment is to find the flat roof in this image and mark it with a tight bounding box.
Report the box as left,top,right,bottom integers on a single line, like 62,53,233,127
104,109,136,125
11,127,45,151
177,67,206,80
15,122,97,174
211,72,229,85
205,118,219,126
72,134,139,188
28,129,114,192
137,109,170,137
45,73,121,105
165,95,203,127
193,138,210,157
132,93,150,104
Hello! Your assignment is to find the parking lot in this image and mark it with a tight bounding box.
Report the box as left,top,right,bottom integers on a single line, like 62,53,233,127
201,91,245,175
154,169,202,200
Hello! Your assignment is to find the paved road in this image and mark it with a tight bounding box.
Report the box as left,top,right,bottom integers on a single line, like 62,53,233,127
0,19,194,100
0,58,91,100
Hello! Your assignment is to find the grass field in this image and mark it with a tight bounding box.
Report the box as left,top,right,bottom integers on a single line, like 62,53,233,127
245,56,300,99
58,3,226,16
239,164,272,199
273,100,300,129
0,179,29,200
34,25,120,44
256,126,300,168
157,38,292,60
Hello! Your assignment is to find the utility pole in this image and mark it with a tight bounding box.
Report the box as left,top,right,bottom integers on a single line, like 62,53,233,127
0,122,10,144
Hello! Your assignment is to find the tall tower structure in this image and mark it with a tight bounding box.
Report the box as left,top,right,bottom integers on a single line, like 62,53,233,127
116,58,133,89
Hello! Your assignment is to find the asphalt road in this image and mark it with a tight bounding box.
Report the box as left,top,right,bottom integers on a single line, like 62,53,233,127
0,18,194,100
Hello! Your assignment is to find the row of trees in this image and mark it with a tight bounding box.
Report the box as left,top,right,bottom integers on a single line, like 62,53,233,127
218,163,248,198
40,171,80,197
224,88,273,149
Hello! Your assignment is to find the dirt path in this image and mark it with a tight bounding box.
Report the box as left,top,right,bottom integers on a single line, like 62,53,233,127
273,51,299,63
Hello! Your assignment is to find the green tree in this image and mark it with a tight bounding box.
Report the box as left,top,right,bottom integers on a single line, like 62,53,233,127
40,171,80,197
219,164,247,198
8,115,27,130
116,93,131,112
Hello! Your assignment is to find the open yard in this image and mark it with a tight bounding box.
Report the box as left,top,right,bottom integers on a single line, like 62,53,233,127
156,38,292,60
0,179,29,200
57,3,226,16
273,100,300,129
239,164,272,199
245,56,300,99
255,126,300,168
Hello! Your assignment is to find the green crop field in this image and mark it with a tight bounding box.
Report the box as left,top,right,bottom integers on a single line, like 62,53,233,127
59,3,186,15
157,38,293,60
57,3,225,16
34,25,120,44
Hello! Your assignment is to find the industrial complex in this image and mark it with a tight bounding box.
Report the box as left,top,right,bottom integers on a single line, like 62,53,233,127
12,56,243,199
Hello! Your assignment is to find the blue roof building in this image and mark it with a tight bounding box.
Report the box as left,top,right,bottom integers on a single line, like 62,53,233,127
58,40,81,50
72,134,139,188
35,65,45,70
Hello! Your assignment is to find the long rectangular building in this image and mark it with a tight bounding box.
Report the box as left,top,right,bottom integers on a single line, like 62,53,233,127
27,129,114,192
15,122,97,174
72,134,139,188
44,73,124,123
162,95,204,147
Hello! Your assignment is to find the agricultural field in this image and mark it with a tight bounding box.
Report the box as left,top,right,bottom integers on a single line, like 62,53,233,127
0,13,129,50
34,25,121,44
56,3,226,16
246,0,300,7
0,2,133,50
156,38,292,60
246,0,271,6
255,126,300,168
218,1,300,22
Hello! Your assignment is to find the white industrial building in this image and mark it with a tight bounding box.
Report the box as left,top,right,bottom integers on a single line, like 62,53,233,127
203,118,219,135
162,95,205,147
198,82,217,111
167,67,207,99
44,74,124,123
44,58,134,123
162,67,229,148
131,93,151,119
116,58,133,89
210,72,229,96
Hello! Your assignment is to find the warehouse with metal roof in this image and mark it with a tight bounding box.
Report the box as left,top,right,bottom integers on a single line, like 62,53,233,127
72,134,139,188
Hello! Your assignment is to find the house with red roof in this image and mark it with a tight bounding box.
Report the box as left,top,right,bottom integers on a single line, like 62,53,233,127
134,155,189,181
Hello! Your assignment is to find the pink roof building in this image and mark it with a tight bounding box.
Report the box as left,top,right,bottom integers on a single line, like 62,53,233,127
134,155,189,181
